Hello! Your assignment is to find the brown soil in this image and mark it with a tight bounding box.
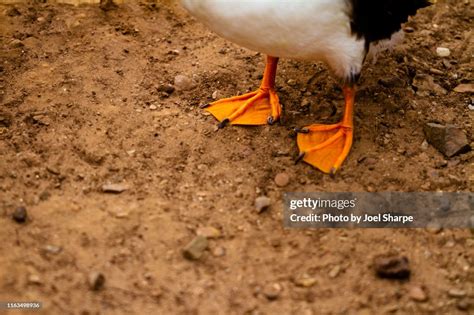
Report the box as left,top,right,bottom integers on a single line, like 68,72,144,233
0,1,473,314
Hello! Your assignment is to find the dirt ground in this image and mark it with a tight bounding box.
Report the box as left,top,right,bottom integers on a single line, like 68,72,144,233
0,0,473,314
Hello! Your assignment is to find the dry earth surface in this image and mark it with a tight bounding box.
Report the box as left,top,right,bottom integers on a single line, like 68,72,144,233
0,0,473,314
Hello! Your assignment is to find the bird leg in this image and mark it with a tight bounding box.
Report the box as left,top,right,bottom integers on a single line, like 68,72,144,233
203,55,281,128
296,85,355,175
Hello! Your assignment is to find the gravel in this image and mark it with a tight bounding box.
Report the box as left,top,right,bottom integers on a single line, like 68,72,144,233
102,183,130,193
263,283,282,300
255,196,271,213
423,123,471,157
88,272,106,291
174,75,195,91
196,226,221,239
182,235,208,260
436,47,451,57
374,255,411,279
12,206,28,223
409,286,428,302
274,172,290,187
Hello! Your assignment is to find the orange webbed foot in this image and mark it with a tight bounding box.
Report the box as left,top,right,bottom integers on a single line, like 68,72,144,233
204,87,281,127
203,55,280,128
296,85,356,175
296,123,353,175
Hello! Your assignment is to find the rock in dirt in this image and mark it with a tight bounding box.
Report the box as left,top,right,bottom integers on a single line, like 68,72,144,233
457,299,471,311
374,255,411,279
453,84,474,93
409,285,428,302
43,245,62,255
182,235,208,260
255,196,271,213
28,274,42,285
102,183,130,194
212,246,226,257
423,123,471,157
0,112,12,127
436,47,451,57
88,272,106,291
12,206,27,223
100,0,118,11
263,283,282,300
448,289,467,298
9,39,24,49
157,84,175,94
328,265,341,278
174,75,195,91
412,74,447,96
293,274,318,287
196,226,221,239
274,172,290,187
426,222,442,234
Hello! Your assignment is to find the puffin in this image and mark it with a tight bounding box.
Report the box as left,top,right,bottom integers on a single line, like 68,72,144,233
181,0,432,174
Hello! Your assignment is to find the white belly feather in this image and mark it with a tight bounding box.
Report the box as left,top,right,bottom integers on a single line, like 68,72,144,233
181,0,366,79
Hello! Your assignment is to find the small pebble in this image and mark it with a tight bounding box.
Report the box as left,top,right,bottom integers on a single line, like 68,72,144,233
255,196,271,213
28,274,42,285
88,272,106,291
293,274,317,287
43,245,62,255
328,265,341,278
102,183,130,194
211,90,219,100
454,84,474,93
421,140,429,150
436,47,451,57
300,98,311,107
263,283,282,300
457,299,470,311
149,104,157,110
157,84,175,94
274,172,290,187
423,123,471,158
12,206,27,223
182,235,208,260
287,79,297,86
9,39,24,48
174,74,195,91
448,289,467,298
409,286,428,302
374,255,411,279
212,246,226,257
196,226,221,239
426,222,442,234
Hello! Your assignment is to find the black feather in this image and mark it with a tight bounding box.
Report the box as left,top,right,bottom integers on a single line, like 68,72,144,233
350,0,431,45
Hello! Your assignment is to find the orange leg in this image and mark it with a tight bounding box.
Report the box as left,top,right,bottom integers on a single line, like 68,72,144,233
204,56,281,128
296,86,355,175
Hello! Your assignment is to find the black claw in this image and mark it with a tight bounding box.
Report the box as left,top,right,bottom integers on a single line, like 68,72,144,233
200,103,211,109
267,116,274,125
330,167,337,178
294,127,310,134
218,118,230,129
295,152,305,164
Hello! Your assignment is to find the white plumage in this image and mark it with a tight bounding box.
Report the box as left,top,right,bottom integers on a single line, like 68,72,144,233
181,0,366,79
